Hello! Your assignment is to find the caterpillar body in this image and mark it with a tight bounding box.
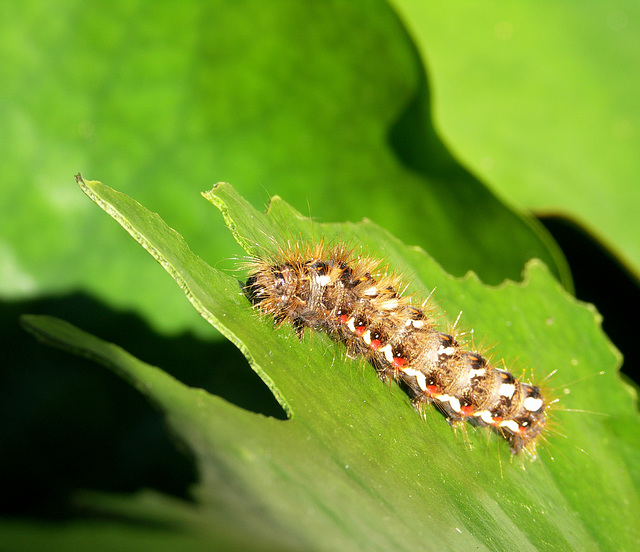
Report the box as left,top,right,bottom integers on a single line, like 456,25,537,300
245,242,546,455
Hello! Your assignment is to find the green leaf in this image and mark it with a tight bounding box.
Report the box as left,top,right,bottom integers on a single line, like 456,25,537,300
18,178,639,551
391,0,640,277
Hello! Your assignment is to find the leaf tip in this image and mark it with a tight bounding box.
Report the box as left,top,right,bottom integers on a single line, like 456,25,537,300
202,181,231,196
75,172,102,195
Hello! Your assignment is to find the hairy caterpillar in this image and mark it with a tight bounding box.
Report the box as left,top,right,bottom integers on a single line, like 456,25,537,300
245,242,546,455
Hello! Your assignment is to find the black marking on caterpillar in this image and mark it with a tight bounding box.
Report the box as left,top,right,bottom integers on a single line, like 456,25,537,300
245,242,546,456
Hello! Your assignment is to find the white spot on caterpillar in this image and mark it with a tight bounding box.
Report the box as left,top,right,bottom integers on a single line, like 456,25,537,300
412,319,425,329
524,397,543,412
476,410,493,424
499,420,519,433
362,330,371,345
347,317,356,333
380,344,394,363
469,368,486,378
402,368,427,391
499,383,516,398
363,286,378,296
435,394,461,413
448,396,461,413
315,274,332,286
438,346,456,356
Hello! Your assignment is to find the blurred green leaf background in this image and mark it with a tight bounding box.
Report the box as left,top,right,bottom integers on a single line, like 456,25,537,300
1,0,638,548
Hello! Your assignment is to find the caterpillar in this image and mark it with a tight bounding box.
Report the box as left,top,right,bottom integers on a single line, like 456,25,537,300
244,242,546,455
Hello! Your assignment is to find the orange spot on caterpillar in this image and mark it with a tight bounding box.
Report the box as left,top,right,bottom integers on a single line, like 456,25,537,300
392,357,407,368
460,405,475,417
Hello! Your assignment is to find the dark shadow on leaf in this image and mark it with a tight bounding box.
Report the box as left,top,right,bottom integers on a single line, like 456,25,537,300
0,293,285,518
385,26,568,288
540,215,640,387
